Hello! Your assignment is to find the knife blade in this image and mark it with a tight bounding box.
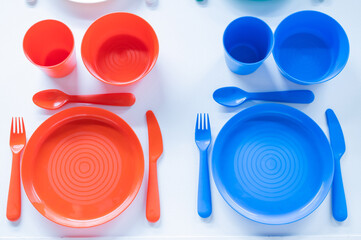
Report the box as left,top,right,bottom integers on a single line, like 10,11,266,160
147,110,163,162
146,110,163,223
326,109,346,159
326,108,347,222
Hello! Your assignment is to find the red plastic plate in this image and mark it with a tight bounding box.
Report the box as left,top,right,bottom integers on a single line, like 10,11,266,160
21,107,144,228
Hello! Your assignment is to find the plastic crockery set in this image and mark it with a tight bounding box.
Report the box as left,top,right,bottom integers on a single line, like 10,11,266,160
5,0,352,236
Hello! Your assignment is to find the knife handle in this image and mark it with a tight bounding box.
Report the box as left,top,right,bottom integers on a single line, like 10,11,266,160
332,159,348,221
197,150,212,218
146,161,160,223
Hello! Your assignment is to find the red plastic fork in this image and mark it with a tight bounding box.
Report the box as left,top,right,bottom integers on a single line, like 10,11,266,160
7,117,26,221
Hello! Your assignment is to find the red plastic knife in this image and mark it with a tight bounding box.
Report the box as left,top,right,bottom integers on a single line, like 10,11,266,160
146,110,163,222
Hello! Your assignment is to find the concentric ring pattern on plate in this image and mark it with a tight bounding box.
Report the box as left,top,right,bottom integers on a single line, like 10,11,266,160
212,103,334,224
48,131,122,205
21,107,144,228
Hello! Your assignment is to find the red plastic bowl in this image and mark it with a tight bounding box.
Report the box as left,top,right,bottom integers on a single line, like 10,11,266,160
81,12,159,85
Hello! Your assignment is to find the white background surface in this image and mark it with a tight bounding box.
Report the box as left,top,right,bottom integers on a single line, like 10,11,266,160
1,0,361,239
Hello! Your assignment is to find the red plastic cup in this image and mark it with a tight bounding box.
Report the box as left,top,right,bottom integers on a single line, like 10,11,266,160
23,20,76,78
81,13,159,86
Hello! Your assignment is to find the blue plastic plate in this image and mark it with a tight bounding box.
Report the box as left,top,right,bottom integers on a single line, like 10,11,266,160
212,104,334,224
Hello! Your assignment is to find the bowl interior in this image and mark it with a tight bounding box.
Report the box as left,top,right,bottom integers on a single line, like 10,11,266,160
273,11,349,84
81,13,159,85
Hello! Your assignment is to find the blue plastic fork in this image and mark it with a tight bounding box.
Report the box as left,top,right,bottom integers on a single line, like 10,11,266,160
195,113,212,218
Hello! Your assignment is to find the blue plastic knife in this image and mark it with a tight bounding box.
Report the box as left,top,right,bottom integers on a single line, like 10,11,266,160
326,109,347,222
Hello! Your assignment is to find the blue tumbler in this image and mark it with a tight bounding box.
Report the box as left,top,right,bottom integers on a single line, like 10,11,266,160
223,16,274,75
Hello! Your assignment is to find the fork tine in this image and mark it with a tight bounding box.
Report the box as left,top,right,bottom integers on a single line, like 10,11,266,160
202,113,205,129
204,113,206,129
196,113,200,130
198,113,201,129
17,117,20,134
15,117,19,134
206,113,210,130
196,113,198,130
18,117,21,133
22,117,25,133
20,117,25,133
10,117,14,134
203,113,205,129
204,113,207,129
199,113,202,129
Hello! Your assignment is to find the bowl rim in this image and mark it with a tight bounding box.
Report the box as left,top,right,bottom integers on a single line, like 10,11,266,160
273,10,350,85
81,12,159,86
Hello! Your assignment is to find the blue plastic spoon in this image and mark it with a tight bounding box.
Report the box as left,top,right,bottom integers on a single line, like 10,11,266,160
213,87,315,107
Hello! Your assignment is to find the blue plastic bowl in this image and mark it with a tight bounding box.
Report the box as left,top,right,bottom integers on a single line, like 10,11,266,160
223,16,274,75
273,11,349,85
212,103,334,224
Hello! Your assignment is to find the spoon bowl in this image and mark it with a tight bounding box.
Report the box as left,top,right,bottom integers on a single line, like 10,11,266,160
213,87,249,107
33,89,69,110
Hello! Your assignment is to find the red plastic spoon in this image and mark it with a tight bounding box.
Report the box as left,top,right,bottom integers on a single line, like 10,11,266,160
33,89,135,110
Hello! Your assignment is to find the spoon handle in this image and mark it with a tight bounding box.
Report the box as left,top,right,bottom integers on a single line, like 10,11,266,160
70,93,135,106
250,90,314,103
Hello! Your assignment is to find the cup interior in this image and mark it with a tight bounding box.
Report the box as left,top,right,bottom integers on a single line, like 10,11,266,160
23,20,74,67
223,17,273,64
81,13,159,85
273,11,349,84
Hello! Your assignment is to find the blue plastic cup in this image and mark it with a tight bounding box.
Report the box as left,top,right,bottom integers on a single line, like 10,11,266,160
273,11,349,85
223,17,274,75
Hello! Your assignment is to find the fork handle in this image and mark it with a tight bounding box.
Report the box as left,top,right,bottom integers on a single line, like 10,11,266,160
198,150,212,218
7,153,21,221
